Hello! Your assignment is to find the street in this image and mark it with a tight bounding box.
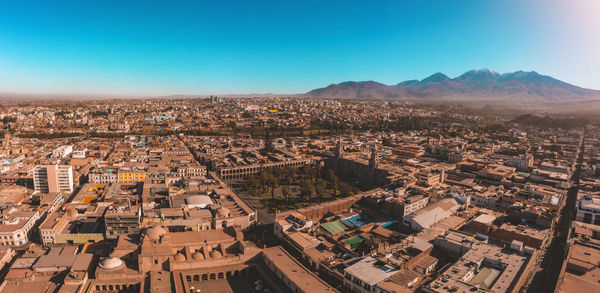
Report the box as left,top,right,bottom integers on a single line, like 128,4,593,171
525,131,585,293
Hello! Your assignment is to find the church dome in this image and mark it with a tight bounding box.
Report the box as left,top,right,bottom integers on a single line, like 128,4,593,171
209,249,222,259
99,257,124,270
192,252,205,260
216,207,230,218
146,226,168,241
174,253,186,262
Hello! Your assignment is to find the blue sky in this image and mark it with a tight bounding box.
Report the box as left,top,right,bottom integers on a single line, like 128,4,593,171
0,0,598,95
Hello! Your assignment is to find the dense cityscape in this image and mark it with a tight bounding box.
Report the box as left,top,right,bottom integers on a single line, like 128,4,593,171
2,1,599,292
0,97,596,292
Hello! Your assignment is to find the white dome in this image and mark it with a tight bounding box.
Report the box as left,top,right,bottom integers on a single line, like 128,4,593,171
99,257,123,270
185,195,213,209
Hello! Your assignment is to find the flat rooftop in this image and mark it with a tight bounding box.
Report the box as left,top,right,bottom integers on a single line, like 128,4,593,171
425,242,530,293
262,246,337,292
345,256,399,286
557,242,600,293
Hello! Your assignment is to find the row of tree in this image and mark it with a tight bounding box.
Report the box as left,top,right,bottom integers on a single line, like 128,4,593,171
17,131,83,139
245,164,342,203
511,114,588,129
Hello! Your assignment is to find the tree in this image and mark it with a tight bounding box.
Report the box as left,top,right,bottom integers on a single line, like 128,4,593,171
272,167,282,181
269,175,279,200
315,179,327,202
263,130,274,153
327,169,339,197
309,164,317,184
246,175,259,192
301,165,311,181
286,166,298,181
284,174,293,186
300,180,313,202
259,170,270,192
382,137,392,146
281,185,292,202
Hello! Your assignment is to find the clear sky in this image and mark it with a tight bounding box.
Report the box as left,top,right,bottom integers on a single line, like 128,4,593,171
0,0,598,96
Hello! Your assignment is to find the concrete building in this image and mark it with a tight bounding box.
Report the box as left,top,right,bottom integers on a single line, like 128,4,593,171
52,145,73,158
117,168,147,183
72,148,87,159
556,222,600,293
176,166,207,178
216,158,313,180
403,198,461,231
0,209,40,246
507,154,534,170
415,169,445,187
401,194,430,216
33,165,74,193
343,256,399,293
425,239,532,293
0,246,15,272
576,193,600,225
104,206,141,240
89,170,118,184
262,246,338,293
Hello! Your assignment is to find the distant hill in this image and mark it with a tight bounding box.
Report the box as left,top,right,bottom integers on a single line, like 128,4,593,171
305,69,600,103
305,81,400,100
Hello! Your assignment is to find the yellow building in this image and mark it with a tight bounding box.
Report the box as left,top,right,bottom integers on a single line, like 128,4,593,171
118,169,147,183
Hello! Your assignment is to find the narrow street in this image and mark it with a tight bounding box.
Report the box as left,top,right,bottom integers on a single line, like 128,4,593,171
525,130,585,293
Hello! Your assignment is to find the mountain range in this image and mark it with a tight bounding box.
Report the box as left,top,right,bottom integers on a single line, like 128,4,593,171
305,69,600,103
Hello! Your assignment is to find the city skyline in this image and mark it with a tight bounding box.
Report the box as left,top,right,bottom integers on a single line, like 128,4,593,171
1,0,599,96
0,1,598,291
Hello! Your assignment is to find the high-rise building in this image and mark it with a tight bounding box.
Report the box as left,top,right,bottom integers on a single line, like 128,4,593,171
33,165,74,193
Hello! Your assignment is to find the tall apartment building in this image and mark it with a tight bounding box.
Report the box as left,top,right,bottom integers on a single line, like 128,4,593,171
33,165,74,193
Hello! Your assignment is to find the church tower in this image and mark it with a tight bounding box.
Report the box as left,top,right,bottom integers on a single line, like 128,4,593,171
369,143,379,170
3,133,11,149
336,136,344,159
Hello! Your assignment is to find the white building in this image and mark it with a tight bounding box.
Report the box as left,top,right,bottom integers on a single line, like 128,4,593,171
0,209,40,246
89,170,118,184
507,154,533,170
33,165,74,193
343,256,399,293
403,198,461,231
538,161,570,175
52,145,73,158
273,211,313,240
72,148,87,159
401,195,430,216
39,192,66,214
177,166,207,178
576,193,600,225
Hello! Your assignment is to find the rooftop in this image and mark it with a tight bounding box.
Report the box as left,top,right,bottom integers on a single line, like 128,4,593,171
345,256,399,286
